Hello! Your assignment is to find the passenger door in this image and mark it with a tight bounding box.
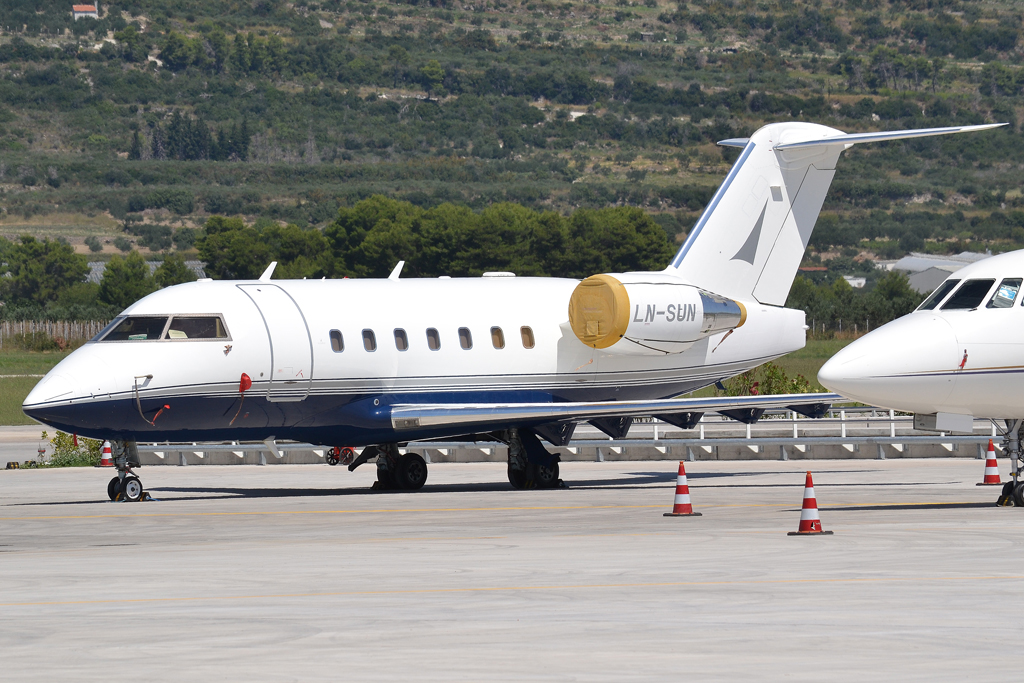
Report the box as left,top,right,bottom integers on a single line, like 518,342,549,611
237,284,313,401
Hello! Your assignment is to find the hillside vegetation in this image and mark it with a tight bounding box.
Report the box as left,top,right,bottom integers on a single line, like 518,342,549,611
0,0,1020,324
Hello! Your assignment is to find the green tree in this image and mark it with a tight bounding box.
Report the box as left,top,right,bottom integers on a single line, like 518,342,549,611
388,45,409,88
160,32,196,72
0,236,90,305
421,59,446,99
154,253,198,288
197,216,274,279
99,251,157,309
128,130,143,160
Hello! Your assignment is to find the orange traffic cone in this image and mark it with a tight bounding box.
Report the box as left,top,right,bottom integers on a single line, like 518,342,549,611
977,440,1001,486
664,461,702,517
99,441,113,467
788,471,833,536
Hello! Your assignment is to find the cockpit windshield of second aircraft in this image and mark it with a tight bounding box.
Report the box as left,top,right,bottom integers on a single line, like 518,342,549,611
917,277,1022,312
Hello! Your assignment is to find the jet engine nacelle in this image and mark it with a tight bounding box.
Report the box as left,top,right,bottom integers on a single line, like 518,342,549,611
567,273,746,355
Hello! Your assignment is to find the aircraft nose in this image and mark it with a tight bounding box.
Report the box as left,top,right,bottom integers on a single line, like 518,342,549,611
818,314,960,411
23,373,78,408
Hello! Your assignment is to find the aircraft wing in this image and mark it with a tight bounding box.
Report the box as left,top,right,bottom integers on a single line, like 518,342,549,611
391,392,844,432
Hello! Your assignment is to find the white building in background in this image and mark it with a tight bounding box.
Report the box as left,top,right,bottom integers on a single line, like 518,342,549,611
72,4,99,20
842,275,866,289
889,251,992,294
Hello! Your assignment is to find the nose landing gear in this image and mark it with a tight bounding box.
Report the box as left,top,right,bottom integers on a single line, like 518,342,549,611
105,440,148,502
997,420,1024,507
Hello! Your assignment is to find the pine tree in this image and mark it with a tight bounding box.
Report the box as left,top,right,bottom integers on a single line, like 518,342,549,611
128,130,143,161
239,117,251,161
150,125,166,160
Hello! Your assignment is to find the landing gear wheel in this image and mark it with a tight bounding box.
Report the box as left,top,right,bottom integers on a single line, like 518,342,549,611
326,449,341,466
107,477,121,501
1013,482,1024,507
527,462,560,489
395,453,428,491
121,475,144,502
507,465,527,490
998,481,1016,506
373,467,394,491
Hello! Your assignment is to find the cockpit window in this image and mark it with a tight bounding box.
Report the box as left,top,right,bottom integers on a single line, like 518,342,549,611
91,316,125,342
941,279,996,310
100,316,170,341
988,278,1022,309
165,316,229,340
918,279,960,311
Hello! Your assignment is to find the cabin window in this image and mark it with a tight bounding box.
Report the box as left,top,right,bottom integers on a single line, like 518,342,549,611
918,280,960,311
942,279,996,310
459,327,473,350
330,330,344,352
491,326,505,349
521,326,535,349
165,316,229,340
394,328,409,351
362,329,377,352
986,279,1023,309
99,316,169,341
426,328,440,351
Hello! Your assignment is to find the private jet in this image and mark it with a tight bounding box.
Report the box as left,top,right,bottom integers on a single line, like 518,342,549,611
24,121,1003,500
818,248,1024,504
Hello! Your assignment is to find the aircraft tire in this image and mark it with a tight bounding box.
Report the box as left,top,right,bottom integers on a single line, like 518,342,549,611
1013,482,1024,507
527,462,560,489
507,465,527,490
396,453,428,491
373,467,394,491
107,477,121,501
121,476,144,502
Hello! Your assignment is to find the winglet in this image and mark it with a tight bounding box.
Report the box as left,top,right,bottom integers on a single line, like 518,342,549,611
389,261,405,280
259,262,278,281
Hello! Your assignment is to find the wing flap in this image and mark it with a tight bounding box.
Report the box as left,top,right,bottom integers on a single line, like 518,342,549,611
390,393,844,431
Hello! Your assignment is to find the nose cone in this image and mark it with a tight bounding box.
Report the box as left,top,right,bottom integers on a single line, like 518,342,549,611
818,314,959,412
23,373,79,409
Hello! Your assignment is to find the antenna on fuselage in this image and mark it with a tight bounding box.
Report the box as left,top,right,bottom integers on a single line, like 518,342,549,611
259,261,278,281
388,261,405,280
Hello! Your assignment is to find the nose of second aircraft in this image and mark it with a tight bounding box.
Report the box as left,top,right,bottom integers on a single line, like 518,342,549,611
818,313,960,412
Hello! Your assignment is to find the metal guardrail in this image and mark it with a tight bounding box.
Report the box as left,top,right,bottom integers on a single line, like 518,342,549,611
133,405,1005,463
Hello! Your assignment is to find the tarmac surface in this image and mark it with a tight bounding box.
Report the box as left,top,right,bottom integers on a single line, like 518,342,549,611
0,459,1021,681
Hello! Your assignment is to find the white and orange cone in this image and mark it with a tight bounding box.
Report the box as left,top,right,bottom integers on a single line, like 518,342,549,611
99,441,113,468
788,471,833,536
664,461,702,517
977,439,1002,486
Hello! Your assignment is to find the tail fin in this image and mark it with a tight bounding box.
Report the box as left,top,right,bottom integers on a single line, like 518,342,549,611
665,122,1005,306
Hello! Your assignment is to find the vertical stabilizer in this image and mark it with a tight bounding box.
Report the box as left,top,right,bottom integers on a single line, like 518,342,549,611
665,122,1005,306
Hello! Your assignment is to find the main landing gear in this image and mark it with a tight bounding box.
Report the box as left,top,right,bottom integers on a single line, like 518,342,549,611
997,420,1024,507
504,428,563,490
348,444,428,491
106,440,147,502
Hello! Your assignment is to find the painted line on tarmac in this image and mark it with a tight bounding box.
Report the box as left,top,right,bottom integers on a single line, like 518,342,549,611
5,574,1024,608
0,504,667,521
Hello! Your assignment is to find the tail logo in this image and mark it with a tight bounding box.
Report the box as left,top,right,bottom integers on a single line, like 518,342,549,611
731,201,767,265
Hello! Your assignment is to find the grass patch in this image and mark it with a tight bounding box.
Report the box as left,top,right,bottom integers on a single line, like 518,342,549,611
0,376,46,425
0,350,72,375
0,351,69,425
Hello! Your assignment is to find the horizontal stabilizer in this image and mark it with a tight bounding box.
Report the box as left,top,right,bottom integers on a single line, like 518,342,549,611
391,392,843,432
773,123,1006,150
667,121,1006,306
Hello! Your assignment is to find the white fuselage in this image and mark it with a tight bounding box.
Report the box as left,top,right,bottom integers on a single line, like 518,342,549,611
23,274,805,444
819,250,1024,419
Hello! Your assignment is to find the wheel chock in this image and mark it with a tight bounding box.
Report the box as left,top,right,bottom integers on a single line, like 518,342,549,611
5,461,19,469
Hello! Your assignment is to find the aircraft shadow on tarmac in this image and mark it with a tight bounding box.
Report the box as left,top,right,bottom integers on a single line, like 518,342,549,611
820,502,998,511
7,471,968,506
